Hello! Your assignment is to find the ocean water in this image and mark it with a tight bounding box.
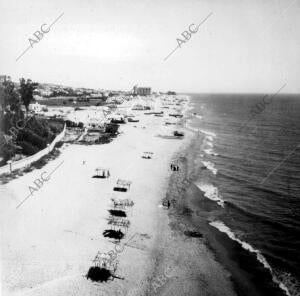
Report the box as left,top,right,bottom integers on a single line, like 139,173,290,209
186,94,300,296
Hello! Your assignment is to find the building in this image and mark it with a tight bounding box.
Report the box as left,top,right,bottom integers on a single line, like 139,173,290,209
133,85,151,96
29,102,42,113
0,75,11,84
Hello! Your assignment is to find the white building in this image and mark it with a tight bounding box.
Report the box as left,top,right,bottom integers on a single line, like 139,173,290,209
29,102,42,113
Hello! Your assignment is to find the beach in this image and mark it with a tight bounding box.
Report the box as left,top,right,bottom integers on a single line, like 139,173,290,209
1,0,299,294
0,95,236,296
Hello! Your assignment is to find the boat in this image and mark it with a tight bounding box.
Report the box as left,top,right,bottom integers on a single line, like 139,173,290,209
174,131,184,137
128,118,139,122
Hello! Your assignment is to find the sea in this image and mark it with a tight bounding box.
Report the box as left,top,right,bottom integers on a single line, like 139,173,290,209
185,93,300,296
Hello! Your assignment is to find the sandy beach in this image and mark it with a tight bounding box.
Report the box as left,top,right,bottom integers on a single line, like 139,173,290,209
0,95,237,296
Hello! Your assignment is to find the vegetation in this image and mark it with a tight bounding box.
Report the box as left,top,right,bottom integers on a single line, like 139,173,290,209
19,78,38,114
36,97,106,107
105,123,119,135
0,78,63,165
96,134,111,144
167,91,177,95
65,120,84,128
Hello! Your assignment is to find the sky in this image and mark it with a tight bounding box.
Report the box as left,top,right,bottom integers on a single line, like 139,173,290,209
0,0,299,93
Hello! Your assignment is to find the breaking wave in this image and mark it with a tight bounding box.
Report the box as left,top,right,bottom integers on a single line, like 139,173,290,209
209,221,291,296
200,129,216,138
201,160,217,175
196,184,225,207
204,148,219,156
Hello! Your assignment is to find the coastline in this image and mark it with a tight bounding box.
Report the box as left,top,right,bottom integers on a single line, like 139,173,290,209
144,130,237,296
0,95,196,296
1,94,290,296
159,94,289,296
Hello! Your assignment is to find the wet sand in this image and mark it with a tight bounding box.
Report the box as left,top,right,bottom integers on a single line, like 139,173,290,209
144,134,237,296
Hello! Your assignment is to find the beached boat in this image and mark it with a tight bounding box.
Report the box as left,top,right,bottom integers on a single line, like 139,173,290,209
169,114,183,118
144,111,164,115
174,131,184,137
128,118,139,122
110,118,126,124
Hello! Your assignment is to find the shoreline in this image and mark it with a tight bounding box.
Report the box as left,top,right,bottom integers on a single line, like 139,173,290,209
1,94,290,296
145,131,237,296
163,96,289,296
0,95,195,296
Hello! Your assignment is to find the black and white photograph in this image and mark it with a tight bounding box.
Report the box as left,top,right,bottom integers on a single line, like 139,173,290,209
0,1,300,295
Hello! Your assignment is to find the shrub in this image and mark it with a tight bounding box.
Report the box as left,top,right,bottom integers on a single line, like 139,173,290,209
65,120,83,128
25,117,51,139
17,141,39,155
96,134,111,144
18,129,47,149
0,134,18,160
105,123,119,135
48,119,64,132
67,120,76,127
49,125,59,134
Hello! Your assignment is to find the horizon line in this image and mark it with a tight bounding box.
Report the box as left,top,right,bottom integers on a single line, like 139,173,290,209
3,77,300,96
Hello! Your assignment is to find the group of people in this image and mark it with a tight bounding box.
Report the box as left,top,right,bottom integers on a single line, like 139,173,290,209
170,163,179,171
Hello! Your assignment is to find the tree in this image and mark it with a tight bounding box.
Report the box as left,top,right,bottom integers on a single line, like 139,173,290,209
105,123,119,135
167,91,176,95
0,132,19,161
19,78,39,115
0,80,22,115
0,80,24,134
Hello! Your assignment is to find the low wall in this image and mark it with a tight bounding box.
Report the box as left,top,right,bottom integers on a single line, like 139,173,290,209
0,124,66,175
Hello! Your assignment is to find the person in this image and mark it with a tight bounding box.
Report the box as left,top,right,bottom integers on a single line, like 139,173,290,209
167,200,171,209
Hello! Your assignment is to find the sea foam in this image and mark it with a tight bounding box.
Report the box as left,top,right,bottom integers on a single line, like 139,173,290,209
201,161,217,175
200,129,216,138
196,183,225,207
204,139,213,147
204,148,218,156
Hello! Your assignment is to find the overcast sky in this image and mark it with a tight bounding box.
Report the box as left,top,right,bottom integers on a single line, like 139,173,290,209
0,0,299,93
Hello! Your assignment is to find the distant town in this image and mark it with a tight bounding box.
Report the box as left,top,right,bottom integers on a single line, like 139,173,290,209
0,75,176,112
